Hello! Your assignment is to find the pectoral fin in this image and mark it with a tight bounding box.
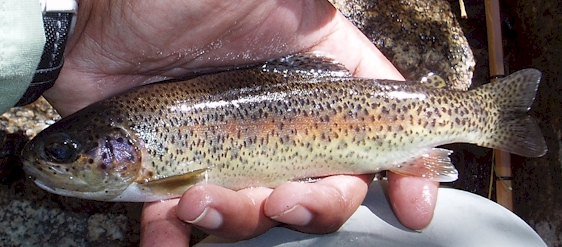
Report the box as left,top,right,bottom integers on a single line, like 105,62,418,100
143,168,208,194
390,148,458,182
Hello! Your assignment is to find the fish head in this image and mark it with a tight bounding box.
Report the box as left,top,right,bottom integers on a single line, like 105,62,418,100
22,111,143,201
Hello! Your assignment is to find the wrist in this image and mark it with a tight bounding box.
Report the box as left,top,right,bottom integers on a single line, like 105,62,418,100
15,0,77,106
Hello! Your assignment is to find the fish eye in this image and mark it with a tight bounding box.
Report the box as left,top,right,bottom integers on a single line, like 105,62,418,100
43,134,80,163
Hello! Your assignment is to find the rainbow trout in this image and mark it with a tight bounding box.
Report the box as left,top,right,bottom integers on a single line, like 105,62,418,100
22,54,546,202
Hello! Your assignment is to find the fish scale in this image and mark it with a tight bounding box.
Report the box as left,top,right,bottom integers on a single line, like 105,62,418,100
21,53,546,202
131,77,454,180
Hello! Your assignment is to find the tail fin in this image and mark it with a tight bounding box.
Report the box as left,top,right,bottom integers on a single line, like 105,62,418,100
478,69,547,157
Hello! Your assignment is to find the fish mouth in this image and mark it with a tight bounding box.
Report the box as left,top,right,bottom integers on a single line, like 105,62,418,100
22,164,77,196
33,179,65,195
22,163,47,181
27,171,123,201
22,161,87,194
22,161,128,201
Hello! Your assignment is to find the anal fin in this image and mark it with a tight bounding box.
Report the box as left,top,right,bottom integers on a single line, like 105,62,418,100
390,148,458,182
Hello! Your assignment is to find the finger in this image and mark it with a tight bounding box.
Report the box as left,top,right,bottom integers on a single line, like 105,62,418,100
310,11,404,81
263,174,372,234
140,199,190,247
387,172,439,230
176,184,279,240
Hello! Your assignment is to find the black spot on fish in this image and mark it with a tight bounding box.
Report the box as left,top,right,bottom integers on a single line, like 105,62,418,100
381,106,389,115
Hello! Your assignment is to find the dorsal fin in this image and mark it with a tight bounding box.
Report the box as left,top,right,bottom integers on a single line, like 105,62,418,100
419,72,449,89
261,53,352,78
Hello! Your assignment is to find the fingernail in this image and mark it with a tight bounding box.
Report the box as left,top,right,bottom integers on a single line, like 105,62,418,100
184,207,223,230
270,204,312,226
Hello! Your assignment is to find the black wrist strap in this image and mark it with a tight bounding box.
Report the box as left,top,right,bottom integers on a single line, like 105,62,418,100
16,12,74,106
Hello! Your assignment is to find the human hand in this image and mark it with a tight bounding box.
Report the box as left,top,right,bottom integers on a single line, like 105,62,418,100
46,1,439,246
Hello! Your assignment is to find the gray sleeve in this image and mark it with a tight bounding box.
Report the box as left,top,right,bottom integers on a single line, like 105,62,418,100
0,0,46,114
